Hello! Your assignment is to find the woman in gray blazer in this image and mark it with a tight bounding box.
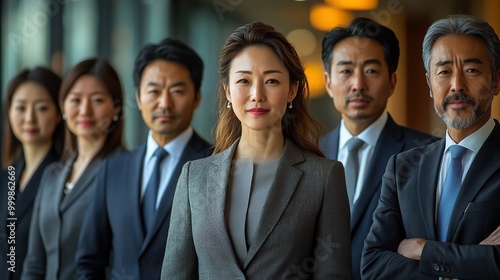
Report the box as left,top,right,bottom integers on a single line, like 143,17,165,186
162,22,352,279
22,59,125,280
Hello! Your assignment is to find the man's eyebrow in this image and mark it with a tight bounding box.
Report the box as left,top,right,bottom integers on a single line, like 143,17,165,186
169,81,187,89
435,58,483,67
463,58,483,64
336,60,353,66
146,81,160,87
363,59,382,66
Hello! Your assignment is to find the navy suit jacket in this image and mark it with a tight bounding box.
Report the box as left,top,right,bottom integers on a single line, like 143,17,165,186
76,132,212,280
0,149,58,280
320,114,435,280
362,121,500,279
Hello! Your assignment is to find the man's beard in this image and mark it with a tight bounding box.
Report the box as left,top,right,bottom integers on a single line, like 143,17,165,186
434,91,491,129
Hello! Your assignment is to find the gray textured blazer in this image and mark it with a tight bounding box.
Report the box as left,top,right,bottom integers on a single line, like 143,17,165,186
162,139,352,279
22,151,119,280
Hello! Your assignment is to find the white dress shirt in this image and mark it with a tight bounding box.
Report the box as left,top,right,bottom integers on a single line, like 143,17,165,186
436,118,495,215
338,111,388,203
140,127,193,209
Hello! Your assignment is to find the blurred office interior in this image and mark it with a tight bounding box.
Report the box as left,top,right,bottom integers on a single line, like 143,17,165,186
2,0,500,150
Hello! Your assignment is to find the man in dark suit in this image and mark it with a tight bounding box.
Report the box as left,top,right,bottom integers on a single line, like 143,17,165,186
362,14,500,279
75,38,212,280
320,17,435,280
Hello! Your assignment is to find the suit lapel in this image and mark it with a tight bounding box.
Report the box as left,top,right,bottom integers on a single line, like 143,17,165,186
141,134,208,252
351,117,404,230
204,141,242,269
55,156,75,212
417,141,444,240
126,145,147,244
244,140,304,268
13,160,29,218
449,123,500,241
321,126,340,160
60,156,103,211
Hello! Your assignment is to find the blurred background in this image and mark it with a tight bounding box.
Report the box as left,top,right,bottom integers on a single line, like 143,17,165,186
2,0,500,150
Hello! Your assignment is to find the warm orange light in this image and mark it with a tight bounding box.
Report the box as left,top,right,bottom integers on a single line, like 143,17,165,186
309,4,353,31
304,61,326,98
325,0,378,10
286,29,317,57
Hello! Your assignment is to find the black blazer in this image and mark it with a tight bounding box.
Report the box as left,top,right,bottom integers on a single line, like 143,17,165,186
362,121,500,279
76,132,212,280
320,114,435,280
0,149,58,280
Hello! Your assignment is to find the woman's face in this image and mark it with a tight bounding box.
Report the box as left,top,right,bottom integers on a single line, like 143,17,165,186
63,75,118,141
226,45,297,134
9,82,60,146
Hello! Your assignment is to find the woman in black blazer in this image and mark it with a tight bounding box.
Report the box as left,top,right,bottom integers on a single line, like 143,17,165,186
22,59,125,280
0,67,64,280
162,22,352,279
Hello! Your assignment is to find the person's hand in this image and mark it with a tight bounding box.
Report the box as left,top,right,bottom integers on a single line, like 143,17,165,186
398,238,427,260
480,226,500,245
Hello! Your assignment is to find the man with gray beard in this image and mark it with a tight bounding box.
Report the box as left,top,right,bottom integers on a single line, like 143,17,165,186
362,14,500,280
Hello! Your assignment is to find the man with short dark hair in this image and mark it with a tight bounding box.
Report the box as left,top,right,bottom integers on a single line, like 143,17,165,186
320,17,435,280
76,38,212,280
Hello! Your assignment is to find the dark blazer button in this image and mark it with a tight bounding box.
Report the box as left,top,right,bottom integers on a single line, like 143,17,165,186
439,264,445,271
433,264,440,271
444,265,450,272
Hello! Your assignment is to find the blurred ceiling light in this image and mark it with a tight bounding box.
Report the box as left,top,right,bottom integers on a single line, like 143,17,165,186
304,61,326,98
309,4,353,31
325,0,378,10
287,29,317,57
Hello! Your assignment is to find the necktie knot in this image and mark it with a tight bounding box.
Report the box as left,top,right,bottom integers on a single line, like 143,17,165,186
449,145,467,159
346,137,365,152
154,147,168,162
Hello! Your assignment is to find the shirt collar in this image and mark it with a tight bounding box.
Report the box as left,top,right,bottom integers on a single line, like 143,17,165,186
145,127,193,163
444,118,495,154
339,110,388,149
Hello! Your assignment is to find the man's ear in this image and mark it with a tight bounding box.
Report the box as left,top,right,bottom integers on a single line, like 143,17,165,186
194,90,201,109
135,89,142,111
388,73,397,98
494,69,500,96
425,73,433,98
324,71,334,99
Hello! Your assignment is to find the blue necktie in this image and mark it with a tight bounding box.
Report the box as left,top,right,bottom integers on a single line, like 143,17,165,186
344,137,365,209
142,147,168,233
437,145,468,242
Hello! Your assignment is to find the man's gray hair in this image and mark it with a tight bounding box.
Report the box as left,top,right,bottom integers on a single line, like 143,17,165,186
422,14,500,82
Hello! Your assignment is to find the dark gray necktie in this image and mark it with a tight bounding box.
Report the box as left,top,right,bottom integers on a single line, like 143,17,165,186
142,147,168,233
437,145,468,242
344,137,365,209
